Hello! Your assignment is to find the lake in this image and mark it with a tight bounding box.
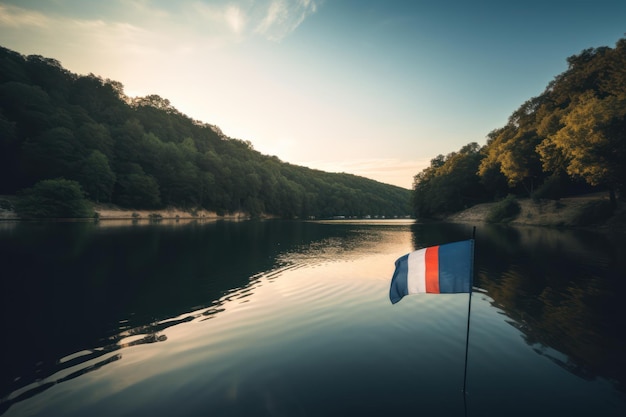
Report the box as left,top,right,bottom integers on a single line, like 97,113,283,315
1,219,625,416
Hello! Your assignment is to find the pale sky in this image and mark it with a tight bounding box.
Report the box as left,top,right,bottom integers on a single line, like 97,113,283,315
1,0,625,188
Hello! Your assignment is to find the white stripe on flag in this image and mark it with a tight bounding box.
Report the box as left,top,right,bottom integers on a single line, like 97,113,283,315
407,248,427,294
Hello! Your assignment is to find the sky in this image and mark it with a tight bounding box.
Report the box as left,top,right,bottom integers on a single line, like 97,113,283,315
1,0,625,189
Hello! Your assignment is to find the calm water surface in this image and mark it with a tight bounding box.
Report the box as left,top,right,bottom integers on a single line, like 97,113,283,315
1,220,625,416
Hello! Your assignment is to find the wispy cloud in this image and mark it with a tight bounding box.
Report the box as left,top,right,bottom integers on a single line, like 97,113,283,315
0,3,158,49
254,0,321,41
0,0,323,56
0,4,49,28
132,0,322,42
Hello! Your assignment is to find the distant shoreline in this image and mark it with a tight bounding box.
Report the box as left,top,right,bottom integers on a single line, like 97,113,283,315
91,204,251,221
2,193,625,231
0,197,253,222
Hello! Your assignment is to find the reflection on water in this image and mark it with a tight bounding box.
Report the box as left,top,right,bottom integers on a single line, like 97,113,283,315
410,222,626,395
473,225,626,393
0,221,344,398
0,220,412,410
1,220,625,416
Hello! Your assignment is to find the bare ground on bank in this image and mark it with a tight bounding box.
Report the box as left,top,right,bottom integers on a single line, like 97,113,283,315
90,203,253,221
0,197,252,221
445,192,626,231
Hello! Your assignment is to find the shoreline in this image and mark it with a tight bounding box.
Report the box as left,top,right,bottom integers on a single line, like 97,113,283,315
0,199,254,222
444,193,626,232
91,204,250,221
2,193,624,231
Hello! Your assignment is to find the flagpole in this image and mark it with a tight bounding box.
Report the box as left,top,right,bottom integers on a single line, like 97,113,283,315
462,227,475,404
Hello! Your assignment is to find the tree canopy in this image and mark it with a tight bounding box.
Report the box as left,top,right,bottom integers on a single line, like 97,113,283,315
0,45,410,218
412,37,626,218
15,178,93,218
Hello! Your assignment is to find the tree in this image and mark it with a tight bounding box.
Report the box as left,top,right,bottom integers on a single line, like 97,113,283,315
0,111,19,192
15,178,93,218
412,144,487,218
0,81,53,137
78,150,116,202
0,46,29,83
25,54,74,100
114,164,162,209
112,119,146,167
478,97,547,194
21,126,85,183
77,122,115,158
539,91,626,204
0,45,412,218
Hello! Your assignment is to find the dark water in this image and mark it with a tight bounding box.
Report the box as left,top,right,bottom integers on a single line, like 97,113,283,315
1,219,625,416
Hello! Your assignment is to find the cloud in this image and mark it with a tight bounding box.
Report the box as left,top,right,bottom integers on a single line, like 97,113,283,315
0,4,50,28
185,1,247,38
0,0,322,58
254,0,321,41
113,0,322,43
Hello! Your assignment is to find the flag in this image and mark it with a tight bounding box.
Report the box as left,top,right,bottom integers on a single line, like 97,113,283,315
389,239,474,304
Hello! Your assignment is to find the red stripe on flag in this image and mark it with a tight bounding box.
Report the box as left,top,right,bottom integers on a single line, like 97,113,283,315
425,246,440,293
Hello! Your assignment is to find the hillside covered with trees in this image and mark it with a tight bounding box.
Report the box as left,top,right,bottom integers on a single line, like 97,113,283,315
0,46,410,219
412,38,626,219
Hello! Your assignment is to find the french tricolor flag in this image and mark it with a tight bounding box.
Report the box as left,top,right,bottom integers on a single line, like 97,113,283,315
389,239,474,304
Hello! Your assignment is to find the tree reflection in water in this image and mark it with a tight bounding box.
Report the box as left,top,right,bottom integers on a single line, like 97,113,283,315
470,224,626,393
1,220,625,415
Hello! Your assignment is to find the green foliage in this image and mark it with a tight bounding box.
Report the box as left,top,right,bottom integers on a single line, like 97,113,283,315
11,38,626,221
535,44,626,202
412,143,487,218
0,45,410,218
15,178,93,218
78,150,116,202
540,92,626,192
411,36,626,217
21,127,85,183
486,195,521,223
478,98,546,194
114,164,162,209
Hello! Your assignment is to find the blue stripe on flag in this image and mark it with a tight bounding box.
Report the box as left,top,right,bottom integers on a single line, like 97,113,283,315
438,240,473,293
389,253,409,304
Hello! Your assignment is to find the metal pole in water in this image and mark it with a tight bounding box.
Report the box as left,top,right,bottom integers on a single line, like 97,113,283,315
462,226,476,415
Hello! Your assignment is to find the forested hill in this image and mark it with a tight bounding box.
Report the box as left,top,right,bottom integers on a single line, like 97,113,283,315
412,37,626,219
0,46,410,218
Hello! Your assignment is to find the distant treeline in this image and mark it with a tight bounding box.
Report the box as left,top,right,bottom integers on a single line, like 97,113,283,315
0,46,410,218
412,38,626,218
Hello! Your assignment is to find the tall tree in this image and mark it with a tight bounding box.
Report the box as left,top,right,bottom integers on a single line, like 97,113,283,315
478,97,546,194
412,144,486,218
538,91,626,204
78,150,116,203
114,164,162,209
21,126,85,184
0,111,19,192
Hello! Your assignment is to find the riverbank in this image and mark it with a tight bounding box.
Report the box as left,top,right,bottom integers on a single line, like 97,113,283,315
446,192,626,231
2,193,625,230
0,196,252,221
91,203,251,221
